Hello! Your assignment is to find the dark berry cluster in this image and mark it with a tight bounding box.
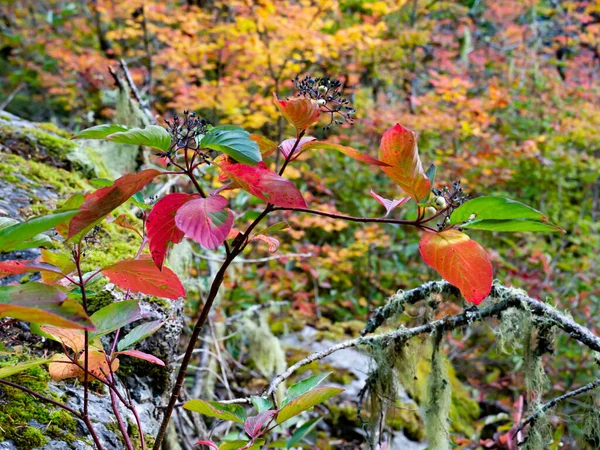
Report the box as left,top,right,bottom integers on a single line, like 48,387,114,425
164,111,209,152
431,181,469,230
162,111,211,168
293,75,356,129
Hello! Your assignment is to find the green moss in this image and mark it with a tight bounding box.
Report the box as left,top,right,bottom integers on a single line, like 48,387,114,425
130,423,156,450
38,122,72,139
0,357,61,449
0,122,110,178
86,289,115,315
8,426,47,449
329,403,357,425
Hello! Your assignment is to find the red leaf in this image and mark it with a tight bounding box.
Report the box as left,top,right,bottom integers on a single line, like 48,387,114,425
174,195,233,250
273,93,321,131
0,260,64,280
379,124,431,201
218,160,306,208
419,229,492,304
369,190,410,217
244,410,278,438
68,169,161,239
279,136,316,160
250,134,278,157
101,259,185,300
194,441,219,450
116,349,165,366
303,141,391,167
147,193,194,269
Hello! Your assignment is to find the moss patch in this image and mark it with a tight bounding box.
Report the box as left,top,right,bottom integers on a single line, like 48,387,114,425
0,356,70,449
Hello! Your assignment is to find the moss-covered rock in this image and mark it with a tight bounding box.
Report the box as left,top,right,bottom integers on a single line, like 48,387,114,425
0,112,110,179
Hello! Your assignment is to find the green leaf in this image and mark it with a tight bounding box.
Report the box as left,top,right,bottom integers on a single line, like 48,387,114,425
71,124,131,140
286,417,322,449
0,210,79,253
107,125,172,151
200,130,261,166
0,283,94,330
277,386,343,424
117,320,163,351
219,440,264,450
251,396,273,413
458,219,563,232
425,164,436,189
90,300,143,338
0,358,49,379
184,399,248,424
90,178,114,188
128,192,151,210
450,196,563,232
209,125,250,135
282,372,331,407
255,222,290,236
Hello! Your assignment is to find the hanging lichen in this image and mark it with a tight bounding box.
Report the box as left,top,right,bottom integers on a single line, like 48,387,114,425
243,314,287,399
425,330,451,450
582,395,600,448
495,306,531,354
522,316,553,450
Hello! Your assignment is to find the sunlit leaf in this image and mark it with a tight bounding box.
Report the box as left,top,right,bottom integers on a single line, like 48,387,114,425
419,229,492,304
0,260,62,280
0,283,94,329
184,399,247,424
68,169,161,239
48,354,82,382
277,386,343,424
378,124,431,201
251,396,273,413
174,195,234,250
101,259,185,300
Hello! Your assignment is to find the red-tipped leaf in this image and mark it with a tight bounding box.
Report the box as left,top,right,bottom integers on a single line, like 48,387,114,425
273,93,321,131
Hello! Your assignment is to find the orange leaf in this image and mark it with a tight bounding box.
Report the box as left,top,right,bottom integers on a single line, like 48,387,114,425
419,229,492,304
68,169,161,239
40,249,76,284
40,326,85,353
379,124,431,201
48,354,82,382
303,141,390,166
273,93,321,131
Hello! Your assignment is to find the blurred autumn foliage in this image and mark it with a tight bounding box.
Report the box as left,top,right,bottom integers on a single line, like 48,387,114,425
2,0,600,447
